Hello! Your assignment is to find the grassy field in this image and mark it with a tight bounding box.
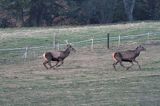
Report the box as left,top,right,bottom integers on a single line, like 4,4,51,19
1,21,160,64
0,21,160,49
0,45,160,106
0,21,160,106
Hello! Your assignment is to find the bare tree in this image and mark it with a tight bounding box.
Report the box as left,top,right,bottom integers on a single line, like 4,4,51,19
123,0,135,21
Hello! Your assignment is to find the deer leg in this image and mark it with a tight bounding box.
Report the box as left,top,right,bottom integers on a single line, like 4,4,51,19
126,62,134,70
113,61,119,71
51,61,59,68
48,61,52,69
134,60,141,70
56,61,64,67
119,61,127,70
43,60,49,69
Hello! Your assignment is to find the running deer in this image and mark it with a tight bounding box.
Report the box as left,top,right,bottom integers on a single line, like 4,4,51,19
43,44,76,69
112,45,146,71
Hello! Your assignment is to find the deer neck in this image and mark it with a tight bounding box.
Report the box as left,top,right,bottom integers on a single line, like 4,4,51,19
134,48,141,57
63,48,70,58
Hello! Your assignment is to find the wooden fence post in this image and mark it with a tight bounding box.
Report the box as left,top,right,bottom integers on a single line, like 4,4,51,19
107,33,110,49
91,38,94,51
147,32,150,41
57,42,60,50
53,33,56,49
24,46,28,60
118,35,121,47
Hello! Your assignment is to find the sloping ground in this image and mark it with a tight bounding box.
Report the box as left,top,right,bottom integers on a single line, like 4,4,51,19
0,44,160,106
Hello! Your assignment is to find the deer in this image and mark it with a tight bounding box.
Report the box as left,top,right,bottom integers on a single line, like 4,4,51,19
43,44,76,69
112,45,146,71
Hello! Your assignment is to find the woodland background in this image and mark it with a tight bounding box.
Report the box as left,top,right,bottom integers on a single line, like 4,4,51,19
0,0,160,28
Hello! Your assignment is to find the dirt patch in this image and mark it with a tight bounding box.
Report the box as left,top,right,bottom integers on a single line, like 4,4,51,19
0,44,160,106
0,44,160,78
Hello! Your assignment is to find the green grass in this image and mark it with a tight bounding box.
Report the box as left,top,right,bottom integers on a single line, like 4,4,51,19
1,21,160,49
0,21,160,64
0,22,160,59
0,67,160,106
0,21,160,105
0,37,53,48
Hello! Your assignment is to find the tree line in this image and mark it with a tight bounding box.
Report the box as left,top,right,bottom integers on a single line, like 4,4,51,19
0,0,160,28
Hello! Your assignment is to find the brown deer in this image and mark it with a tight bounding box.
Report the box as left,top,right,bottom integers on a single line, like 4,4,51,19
43,44,76,69
112,45,146,71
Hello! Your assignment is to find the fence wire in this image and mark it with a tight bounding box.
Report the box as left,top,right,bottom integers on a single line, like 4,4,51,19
0,32,160,64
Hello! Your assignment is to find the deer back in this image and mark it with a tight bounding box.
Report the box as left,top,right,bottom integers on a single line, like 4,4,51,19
51,51,62,59
120,50,139,60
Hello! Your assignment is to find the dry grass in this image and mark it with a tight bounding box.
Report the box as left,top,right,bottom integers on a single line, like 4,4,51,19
0,44,160,106
1,21,160,105
0,21,160,40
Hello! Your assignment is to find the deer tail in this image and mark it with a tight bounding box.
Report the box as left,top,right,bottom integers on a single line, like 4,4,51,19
43,53,47,61
112,52,117,62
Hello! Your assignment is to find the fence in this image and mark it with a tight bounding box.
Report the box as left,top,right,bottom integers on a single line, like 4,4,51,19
0,32,160,64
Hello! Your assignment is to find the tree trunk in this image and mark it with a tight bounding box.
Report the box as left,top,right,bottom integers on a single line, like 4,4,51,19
123,0,135,21
16,8,24,27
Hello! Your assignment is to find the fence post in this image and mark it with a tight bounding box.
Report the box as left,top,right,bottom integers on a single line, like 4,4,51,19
24,46,28,60
53,33,56,49
107,33,110,49
118,35,121,47
57,42,60,50
147,32,150,40
91,38,94,51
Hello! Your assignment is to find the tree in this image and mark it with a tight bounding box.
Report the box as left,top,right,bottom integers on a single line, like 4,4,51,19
79,0,117,24
123,0,135,21
0,0,30,27
147,0,160,20
1,0,160,27
28,0,68,26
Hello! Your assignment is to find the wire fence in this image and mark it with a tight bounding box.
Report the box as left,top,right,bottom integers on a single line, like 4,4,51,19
0,32,160,64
